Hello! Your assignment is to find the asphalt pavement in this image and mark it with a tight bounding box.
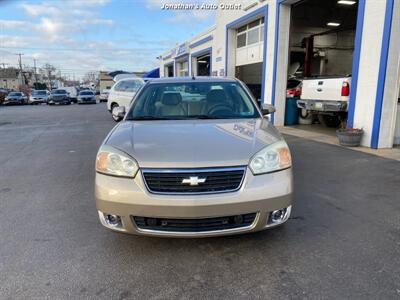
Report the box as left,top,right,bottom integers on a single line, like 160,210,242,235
0,103,399,299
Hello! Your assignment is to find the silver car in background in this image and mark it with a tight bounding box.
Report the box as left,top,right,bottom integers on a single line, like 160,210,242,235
77,90,96,104
99,88,110,102
95,77,293,237
4,92,27,105
29,90,49,104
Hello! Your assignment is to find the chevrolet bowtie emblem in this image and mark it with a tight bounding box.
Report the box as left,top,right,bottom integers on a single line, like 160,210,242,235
182,176,206,186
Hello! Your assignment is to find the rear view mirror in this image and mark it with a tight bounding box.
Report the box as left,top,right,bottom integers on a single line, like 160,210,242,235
112,106,126,119
260,103,276,115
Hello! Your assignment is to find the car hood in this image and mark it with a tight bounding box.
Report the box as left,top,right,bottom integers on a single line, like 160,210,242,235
105,119,282,168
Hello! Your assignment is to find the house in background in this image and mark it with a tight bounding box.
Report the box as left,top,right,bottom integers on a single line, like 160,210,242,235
99,71,114,92
0,68,20,91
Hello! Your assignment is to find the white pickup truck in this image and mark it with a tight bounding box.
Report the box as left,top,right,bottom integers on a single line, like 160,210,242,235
297,76,351,127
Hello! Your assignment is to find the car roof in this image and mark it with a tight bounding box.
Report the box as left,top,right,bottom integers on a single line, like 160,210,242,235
118,77,144,82
147,76,238,84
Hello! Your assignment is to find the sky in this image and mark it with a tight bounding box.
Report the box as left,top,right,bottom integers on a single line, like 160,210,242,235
0,0,216,79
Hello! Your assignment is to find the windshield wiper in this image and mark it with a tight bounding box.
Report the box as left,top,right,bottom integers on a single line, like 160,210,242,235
129,116,174,121
188,115,222,119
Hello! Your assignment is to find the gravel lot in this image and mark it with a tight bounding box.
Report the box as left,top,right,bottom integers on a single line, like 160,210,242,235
1,103,399,299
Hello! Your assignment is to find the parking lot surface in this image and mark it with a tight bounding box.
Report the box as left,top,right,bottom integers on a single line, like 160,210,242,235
1,104,399,299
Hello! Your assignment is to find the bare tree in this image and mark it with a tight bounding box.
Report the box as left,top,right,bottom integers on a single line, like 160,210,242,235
42,63,56,89
83,72,97,84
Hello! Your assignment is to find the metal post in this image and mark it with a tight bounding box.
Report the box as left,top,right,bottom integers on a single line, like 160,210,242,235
16,53,24,91
33,59,38,88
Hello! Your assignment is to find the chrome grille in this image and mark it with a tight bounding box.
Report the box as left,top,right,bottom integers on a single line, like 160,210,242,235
142,166,246,194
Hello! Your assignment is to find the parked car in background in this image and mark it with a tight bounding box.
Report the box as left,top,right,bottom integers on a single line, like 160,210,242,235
4,92,27,105
63,86,78,103
29,90,49,104
297,76,351,127
107,77,144,121
47,89,71,105
286,79,302,98
99,88,110,102
96,77,292,237
0,88,8,105
77,90,96,104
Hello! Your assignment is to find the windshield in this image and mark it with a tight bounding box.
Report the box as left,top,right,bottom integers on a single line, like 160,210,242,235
126,81,260,120
33,90,47,95
80,91,94,95
52,90,67,94
9,92,21,96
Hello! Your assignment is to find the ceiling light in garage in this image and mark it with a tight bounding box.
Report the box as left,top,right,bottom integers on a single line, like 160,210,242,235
327,22,341,27
337,0,356,5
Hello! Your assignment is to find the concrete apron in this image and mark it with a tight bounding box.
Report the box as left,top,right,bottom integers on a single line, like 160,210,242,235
278,126,400,162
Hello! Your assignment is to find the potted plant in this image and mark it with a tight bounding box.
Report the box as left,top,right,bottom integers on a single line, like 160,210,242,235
336,122,364,147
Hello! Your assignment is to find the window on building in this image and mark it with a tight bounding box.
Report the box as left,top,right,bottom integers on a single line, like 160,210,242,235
247,28,259,45
236,17,264,48
237,34,246,48
178,61,189,77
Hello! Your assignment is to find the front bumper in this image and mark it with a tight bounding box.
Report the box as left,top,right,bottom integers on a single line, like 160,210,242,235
4,98,22,104
48,98,69,104
95,167,293,237
29,98,46,104
297,99,348,112
78,98,96,103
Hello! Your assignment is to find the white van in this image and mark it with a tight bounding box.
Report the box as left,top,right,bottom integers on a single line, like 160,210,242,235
107,77,144,121
63,86,78,103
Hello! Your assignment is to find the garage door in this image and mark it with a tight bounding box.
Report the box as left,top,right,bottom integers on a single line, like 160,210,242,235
235,18,264,66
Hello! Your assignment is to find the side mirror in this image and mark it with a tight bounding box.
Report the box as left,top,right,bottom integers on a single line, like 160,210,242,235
260,103,276,115
112,106,126,119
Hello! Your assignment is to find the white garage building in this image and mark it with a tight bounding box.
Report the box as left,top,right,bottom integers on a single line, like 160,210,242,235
159,0,400,149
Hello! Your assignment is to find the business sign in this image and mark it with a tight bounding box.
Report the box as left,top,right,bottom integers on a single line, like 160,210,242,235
176,43,189,57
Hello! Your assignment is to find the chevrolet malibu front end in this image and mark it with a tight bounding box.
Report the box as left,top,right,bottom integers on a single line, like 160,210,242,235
95,77,293,237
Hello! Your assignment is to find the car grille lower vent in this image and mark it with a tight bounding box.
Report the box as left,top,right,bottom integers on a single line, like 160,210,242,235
142,167,246,194
132,213,257,233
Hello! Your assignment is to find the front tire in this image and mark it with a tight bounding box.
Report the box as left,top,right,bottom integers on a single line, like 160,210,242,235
111,103,121,122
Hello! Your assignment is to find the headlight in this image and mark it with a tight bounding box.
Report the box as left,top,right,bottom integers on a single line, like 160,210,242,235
249,140,292,175
96,145,139,178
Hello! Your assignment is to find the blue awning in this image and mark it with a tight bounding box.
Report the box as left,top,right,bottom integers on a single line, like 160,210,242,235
143,68,160,78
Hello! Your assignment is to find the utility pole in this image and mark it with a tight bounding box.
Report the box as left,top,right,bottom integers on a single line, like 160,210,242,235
33,59,38,88
46,65,51,90
16,53,24,91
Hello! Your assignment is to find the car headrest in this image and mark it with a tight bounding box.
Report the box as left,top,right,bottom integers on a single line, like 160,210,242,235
206,89,227,103
162,92,182,106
